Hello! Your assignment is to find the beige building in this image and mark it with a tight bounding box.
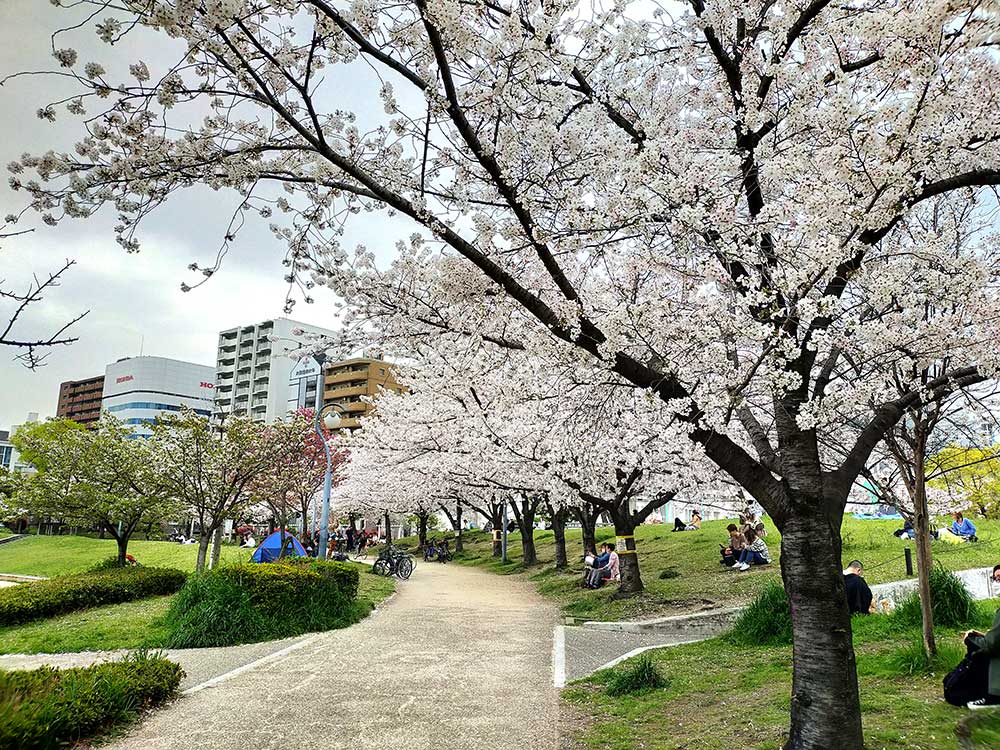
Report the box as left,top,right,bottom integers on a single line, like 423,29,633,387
323,357,403,430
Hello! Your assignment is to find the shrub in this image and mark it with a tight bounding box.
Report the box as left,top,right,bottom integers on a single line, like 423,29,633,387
658,568,680,580
0,651,182,750
606,653,668,696
726,581,793,646
0,567,187,627
164,561,360,648
895,565,976,629
886,636,965,676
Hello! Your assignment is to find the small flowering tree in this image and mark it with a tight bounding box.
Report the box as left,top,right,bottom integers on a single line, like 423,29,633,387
13,416,176,565
11,3,1000,747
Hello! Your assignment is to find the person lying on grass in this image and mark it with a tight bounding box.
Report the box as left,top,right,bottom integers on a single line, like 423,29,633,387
942,511,978,544
733,527,770,571
672,511,702,532
961,564,1000,709
843,560,875,615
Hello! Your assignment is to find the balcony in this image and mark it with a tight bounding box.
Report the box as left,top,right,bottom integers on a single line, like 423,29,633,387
325,384,368,401
216,396,232,405
219,357,235,367
215,383,233,392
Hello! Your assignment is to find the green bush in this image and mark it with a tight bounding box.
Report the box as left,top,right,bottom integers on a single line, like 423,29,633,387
726,581,793,646
164,561,360,648
886,636,965,676
606,653,668,696
0,567,187,627
895,565,977,629
0,651,182,750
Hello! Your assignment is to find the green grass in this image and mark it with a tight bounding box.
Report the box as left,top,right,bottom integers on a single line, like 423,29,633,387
402,516,1000,621
0,595,174,654
0,536,249,577
563,600,1000,750
0,562,393,654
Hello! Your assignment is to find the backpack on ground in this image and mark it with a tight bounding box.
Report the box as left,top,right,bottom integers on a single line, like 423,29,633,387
943,645,989,706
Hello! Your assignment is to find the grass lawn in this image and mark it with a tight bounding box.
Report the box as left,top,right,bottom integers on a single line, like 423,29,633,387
397,515,1000,621
0,562,394,654
0,536,250,577
563,602,1000,750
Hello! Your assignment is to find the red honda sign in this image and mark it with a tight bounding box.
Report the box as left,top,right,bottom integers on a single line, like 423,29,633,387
200,381,215,389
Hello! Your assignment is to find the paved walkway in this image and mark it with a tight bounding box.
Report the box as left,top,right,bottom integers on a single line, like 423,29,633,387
94,563,560,750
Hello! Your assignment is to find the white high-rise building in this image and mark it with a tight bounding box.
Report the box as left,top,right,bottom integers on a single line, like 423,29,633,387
102,357,216,438
213,318,338,423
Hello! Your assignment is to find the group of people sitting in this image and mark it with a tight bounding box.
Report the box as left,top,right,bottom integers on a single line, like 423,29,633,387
583,542,620,588
720,515,771,570
894,511,979,544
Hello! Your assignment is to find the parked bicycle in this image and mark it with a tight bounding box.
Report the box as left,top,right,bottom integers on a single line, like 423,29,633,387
423,538,453,563
373,546,414,579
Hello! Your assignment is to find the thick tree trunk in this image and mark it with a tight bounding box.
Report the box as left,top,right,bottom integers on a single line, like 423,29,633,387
551,508,568,570
417,512,428,550
209,525,224,569
115,533,129,567
912,439,937,656
612,512,642,594
575,505,597,556
779,511,863,750
511,500,538,566
195,533,211,572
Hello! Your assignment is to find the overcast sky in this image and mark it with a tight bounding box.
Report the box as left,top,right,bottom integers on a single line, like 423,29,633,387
0,1,405,429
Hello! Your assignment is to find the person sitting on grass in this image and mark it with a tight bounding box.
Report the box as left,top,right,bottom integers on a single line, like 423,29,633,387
720,524,745,567
843,560,875,615
962,564,1000,709
944,511,978,543
734,527,770,571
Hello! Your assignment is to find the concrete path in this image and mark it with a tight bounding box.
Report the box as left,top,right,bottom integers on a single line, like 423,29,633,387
99,563,560,750
559,626,700,683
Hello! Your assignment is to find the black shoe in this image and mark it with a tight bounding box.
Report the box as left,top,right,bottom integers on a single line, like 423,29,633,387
968,697,1000,710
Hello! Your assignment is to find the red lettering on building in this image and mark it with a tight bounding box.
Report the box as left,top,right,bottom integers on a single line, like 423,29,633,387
116,375,134,384
200,382,215,389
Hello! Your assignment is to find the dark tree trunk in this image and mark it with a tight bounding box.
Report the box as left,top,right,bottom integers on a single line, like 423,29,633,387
442,502,464,552
511,499,538,566
611,511,642,593
779,510,863,750
551,507,568,570
575,504,597,556
210,525,224,569
489,505,504,557
115,532,129,567
417,512,429,550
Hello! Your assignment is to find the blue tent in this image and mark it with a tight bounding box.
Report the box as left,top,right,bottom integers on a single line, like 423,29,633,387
250,530,308,563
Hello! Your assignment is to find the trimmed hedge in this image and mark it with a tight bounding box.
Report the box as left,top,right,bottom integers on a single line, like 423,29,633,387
0,567,187,627
0,651,182,750
164,560,361,648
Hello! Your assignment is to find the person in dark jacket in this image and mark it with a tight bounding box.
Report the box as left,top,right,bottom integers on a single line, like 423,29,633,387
843,560,874,615
963,564,1000,708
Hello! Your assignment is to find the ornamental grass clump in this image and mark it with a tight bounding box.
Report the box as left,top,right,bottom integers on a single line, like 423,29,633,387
726,581,793,647
0,651,181,750
164,560,361,648
895,565,976,630
605,653,668,697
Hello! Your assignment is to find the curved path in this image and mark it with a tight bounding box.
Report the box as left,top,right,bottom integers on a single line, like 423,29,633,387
103,562,560,750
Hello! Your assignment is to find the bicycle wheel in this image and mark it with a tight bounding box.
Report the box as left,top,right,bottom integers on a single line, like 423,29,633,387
373,559,391,577
396,556,414,579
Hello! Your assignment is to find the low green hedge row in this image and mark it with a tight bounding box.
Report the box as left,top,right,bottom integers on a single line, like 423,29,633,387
0,567,187,627
164,559,361,648
0,651,182,750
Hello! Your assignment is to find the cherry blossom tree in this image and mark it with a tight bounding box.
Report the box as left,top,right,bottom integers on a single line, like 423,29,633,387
10,3,1000,747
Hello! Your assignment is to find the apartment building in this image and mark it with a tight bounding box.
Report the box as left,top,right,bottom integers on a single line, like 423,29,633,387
323,356,403,430
102,356,215,438
55,375,105,426
213,318,338,423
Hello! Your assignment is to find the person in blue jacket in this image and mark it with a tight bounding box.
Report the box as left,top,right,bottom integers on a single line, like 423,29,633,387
949,511,978,542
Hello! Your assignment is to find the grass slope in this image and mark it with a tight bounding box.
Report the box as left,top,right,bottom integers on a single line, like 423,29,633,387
0,563,394,654
402,516,1000,621
563,603,1000,750
0,536,250,577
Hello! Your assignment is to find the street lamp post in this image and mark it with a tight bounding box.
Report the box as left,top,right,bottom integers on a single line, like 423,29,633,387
311,353,346,559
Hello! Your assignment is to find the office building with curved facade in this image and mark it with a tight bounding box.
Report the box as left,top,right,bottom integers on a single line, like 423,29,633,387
102,356,215,437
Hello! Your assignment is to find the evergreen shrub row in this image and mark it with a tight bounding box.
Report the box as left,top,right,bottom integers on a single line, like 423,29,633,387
0,567,187,626
0,651,182,750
